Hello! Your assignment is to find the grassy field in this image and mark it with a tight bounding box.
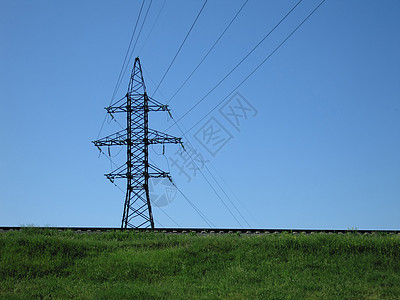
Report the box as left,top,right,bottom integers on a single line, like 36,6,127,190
1,228,399,299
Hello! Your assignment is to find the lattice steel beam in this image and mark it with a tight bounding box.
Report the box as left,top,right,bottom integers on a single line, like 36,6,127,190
93,57,182,229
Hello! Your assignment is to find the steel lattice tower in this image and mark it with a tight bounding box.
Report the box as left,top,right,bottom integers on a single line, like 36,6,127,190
93,57,181,229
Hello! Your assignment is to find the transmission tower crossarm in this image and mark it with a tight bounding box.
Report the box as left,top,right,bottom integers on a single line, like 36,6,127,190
148,128,181,145
92,129,127,147
105,167,129,182
147,95,171,111
106,99,173,113
92,129,181,147
106,104,128,114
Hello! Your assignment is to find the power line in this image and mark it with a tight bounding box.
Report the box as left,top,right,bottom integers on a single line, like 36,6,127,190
96,1,250,229
184,0,326,135
152,0,208,97
138,0,167,56
98,0,153,140
166,113,252,227
147,157,182,228
173,182,215,228
96,0,326,228
111,0,146,105
158,0,326,226
142,66,249,228
159,114,257,228
149,153,213,228
165,0,303,130
155,205,181,228
208,161,261,227
155,219,165,227
114,0,153,98
142,71,248,228
142,66,169,102
148,149,213,228
182,128,249,227
167,0,249,105
171,119,245,228
206,157,251,227
200,156,252,228
188,134,257,227
104,0,247,227
97,0,145,139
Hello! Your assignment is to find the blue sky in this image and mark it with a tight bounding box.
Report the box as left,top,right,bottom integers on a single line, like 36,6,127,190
1,0,399,229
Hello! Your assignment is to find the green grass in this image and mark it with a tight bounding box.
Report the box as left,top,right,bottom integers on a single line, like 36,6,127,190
1,229,399,299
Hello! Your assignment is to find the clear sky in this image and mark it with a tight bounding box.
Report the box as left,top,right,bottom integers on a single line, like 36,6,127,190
1,0,399,229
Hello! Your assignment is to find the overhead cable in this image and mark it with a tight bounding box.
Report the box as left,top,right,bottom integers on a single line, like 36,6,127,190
152,0,208,96
183,0,326,135
166,0,249,105
166,0,303,130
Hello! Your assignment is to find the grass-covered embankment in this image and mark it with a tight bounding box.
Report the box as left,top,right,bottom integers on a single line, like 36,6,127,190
1,228,399,299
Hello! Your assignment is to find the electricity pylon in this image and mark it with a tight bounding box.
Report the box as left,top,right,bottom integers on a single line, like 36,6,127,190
93,57,182,229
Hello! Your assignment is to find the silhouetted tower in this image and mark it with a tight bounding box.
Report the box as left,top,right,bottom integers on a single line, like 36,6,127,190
93,57,181,228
